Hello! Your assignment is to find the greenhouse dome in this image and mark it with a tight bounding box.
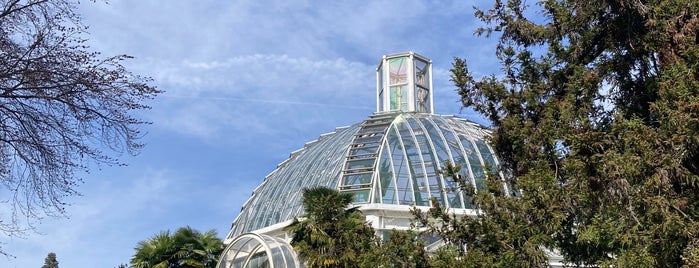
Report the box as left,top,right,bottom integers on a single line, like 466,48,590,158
217,52,509,268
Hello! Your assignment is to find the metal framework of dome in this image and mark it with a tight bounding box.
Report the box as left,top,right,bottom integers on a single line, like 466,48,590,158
217,52,509,268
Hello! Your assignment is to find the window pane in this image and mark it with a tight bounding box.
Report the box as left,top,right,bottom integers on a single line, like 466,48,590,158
475,140,498,173
389,57,408,85
348,189,371,203
378,64,384,87
390,85,407,111
378,143,397,204
416,87,429,113
346,158,375,170
460,136,486,191
414,59,428,87
342,172,372,186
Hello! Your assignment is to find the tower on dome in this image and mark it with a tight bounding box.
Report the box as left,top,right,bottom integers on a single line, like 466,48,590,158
376,52,433,113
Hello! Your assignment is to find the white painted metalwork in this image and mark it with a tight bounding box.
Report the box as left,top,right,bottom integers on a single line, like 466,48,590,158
218,233,299,268
224,112,499,242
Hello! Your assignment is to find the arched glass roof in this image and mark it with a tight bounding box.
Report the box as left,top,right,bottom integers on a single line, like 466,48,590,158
227,112,504,240
218,233,299,268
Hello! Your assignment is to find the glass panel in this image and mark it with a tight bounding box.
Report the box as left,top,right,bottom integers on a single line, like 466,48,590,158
460,136,486,191
422,119,450,166
374,182,382,203
434,118,472,208
379,63,384,111
379,88,384,111
231,124,361,236
378,64,384,85
354,134,383,145
348,189,371,203
346,158,375,170
414,59,428,87
398,120,429,206
390,85,408,111
416,87,430,113
231,237,256,260
404,134,436,205
247,251,270,268
475,140,498,173
389,57,408,85
423,118,462,208
378,143,397,204
342,172,372,186
272,247,285,268
349,145,379,156
401,86,408,112
387,126,414,205
280,244,297,268
407,117,442,206
390,86,398,110
358,125,389,135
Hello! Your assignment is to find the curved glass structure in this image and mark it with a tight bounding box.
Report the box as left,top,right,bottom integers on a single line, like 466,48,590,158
226,112,503,240
218,53,513,268
218,233,299,268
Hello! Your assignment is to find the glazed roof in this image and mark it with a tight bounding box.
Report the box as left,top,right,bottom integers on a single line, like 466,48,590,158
227,111,503,239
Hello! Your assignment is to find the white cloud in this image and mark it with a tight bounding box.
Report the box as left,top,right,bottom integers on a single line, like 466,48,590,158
4,1,502,267
3,166,257,267
79,1,481,63
145,55,375,146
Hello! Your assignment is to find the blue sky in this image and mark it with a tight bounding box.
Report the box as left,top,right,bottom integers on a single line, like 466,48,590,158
3,1,501,267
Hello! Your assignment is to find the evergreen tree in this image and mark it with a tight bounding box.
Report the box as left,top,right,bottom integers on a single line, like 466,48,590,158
359,230,431,268
42,252,59,268
416,0,699,266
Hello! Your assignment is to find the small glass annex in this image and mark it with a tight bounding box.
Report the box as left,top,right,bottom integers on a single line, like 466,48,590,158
218,52,508,268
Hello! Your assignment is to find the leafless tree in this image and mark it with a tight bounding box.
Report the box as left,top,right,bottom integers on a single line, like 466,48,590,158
0,0,161,253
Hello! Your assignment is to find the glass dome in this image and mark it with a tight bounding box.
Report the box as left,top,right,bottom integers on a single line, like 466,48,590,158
226,111,504,240
217,52,513,268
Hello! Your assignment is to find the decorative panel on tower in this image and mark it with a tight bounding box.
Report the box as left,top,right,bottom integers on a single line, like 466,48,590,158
376,52,433,113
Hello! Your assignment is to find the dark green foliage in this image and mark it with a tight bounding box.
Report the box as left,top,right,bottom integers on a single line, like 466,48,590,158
413,162,551,267
284,186,377,268
420,0,699,267
42,252,59,268
428,246,470,268
360,230,431,268
130,227,224,268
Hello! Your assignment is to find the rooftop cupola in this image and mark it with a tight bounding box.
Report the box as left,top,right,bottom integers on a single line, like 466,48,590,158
376,52,433,113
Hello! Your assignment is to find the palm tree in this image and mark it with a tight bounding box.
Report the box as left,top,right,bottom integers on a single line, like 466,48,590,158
284,186,377,267
131,231,178,268
130,227,224,268
172,227,224,268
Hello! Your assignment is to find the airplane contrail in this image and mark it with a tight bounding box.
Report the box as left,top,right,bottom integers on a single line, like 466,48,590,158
162,94,374,110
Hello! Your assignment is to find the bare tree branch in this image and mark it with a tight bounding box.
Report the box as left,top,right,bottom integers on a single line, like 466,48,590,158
0,0,160,254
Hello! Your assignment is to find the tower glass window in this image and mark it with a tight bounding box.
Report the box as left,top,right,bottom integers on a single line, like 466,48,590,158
376,52,433,113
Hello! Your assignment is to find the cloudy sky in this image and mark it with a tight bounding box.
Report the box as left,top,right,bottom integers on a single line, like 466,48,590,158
3,1,502,267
